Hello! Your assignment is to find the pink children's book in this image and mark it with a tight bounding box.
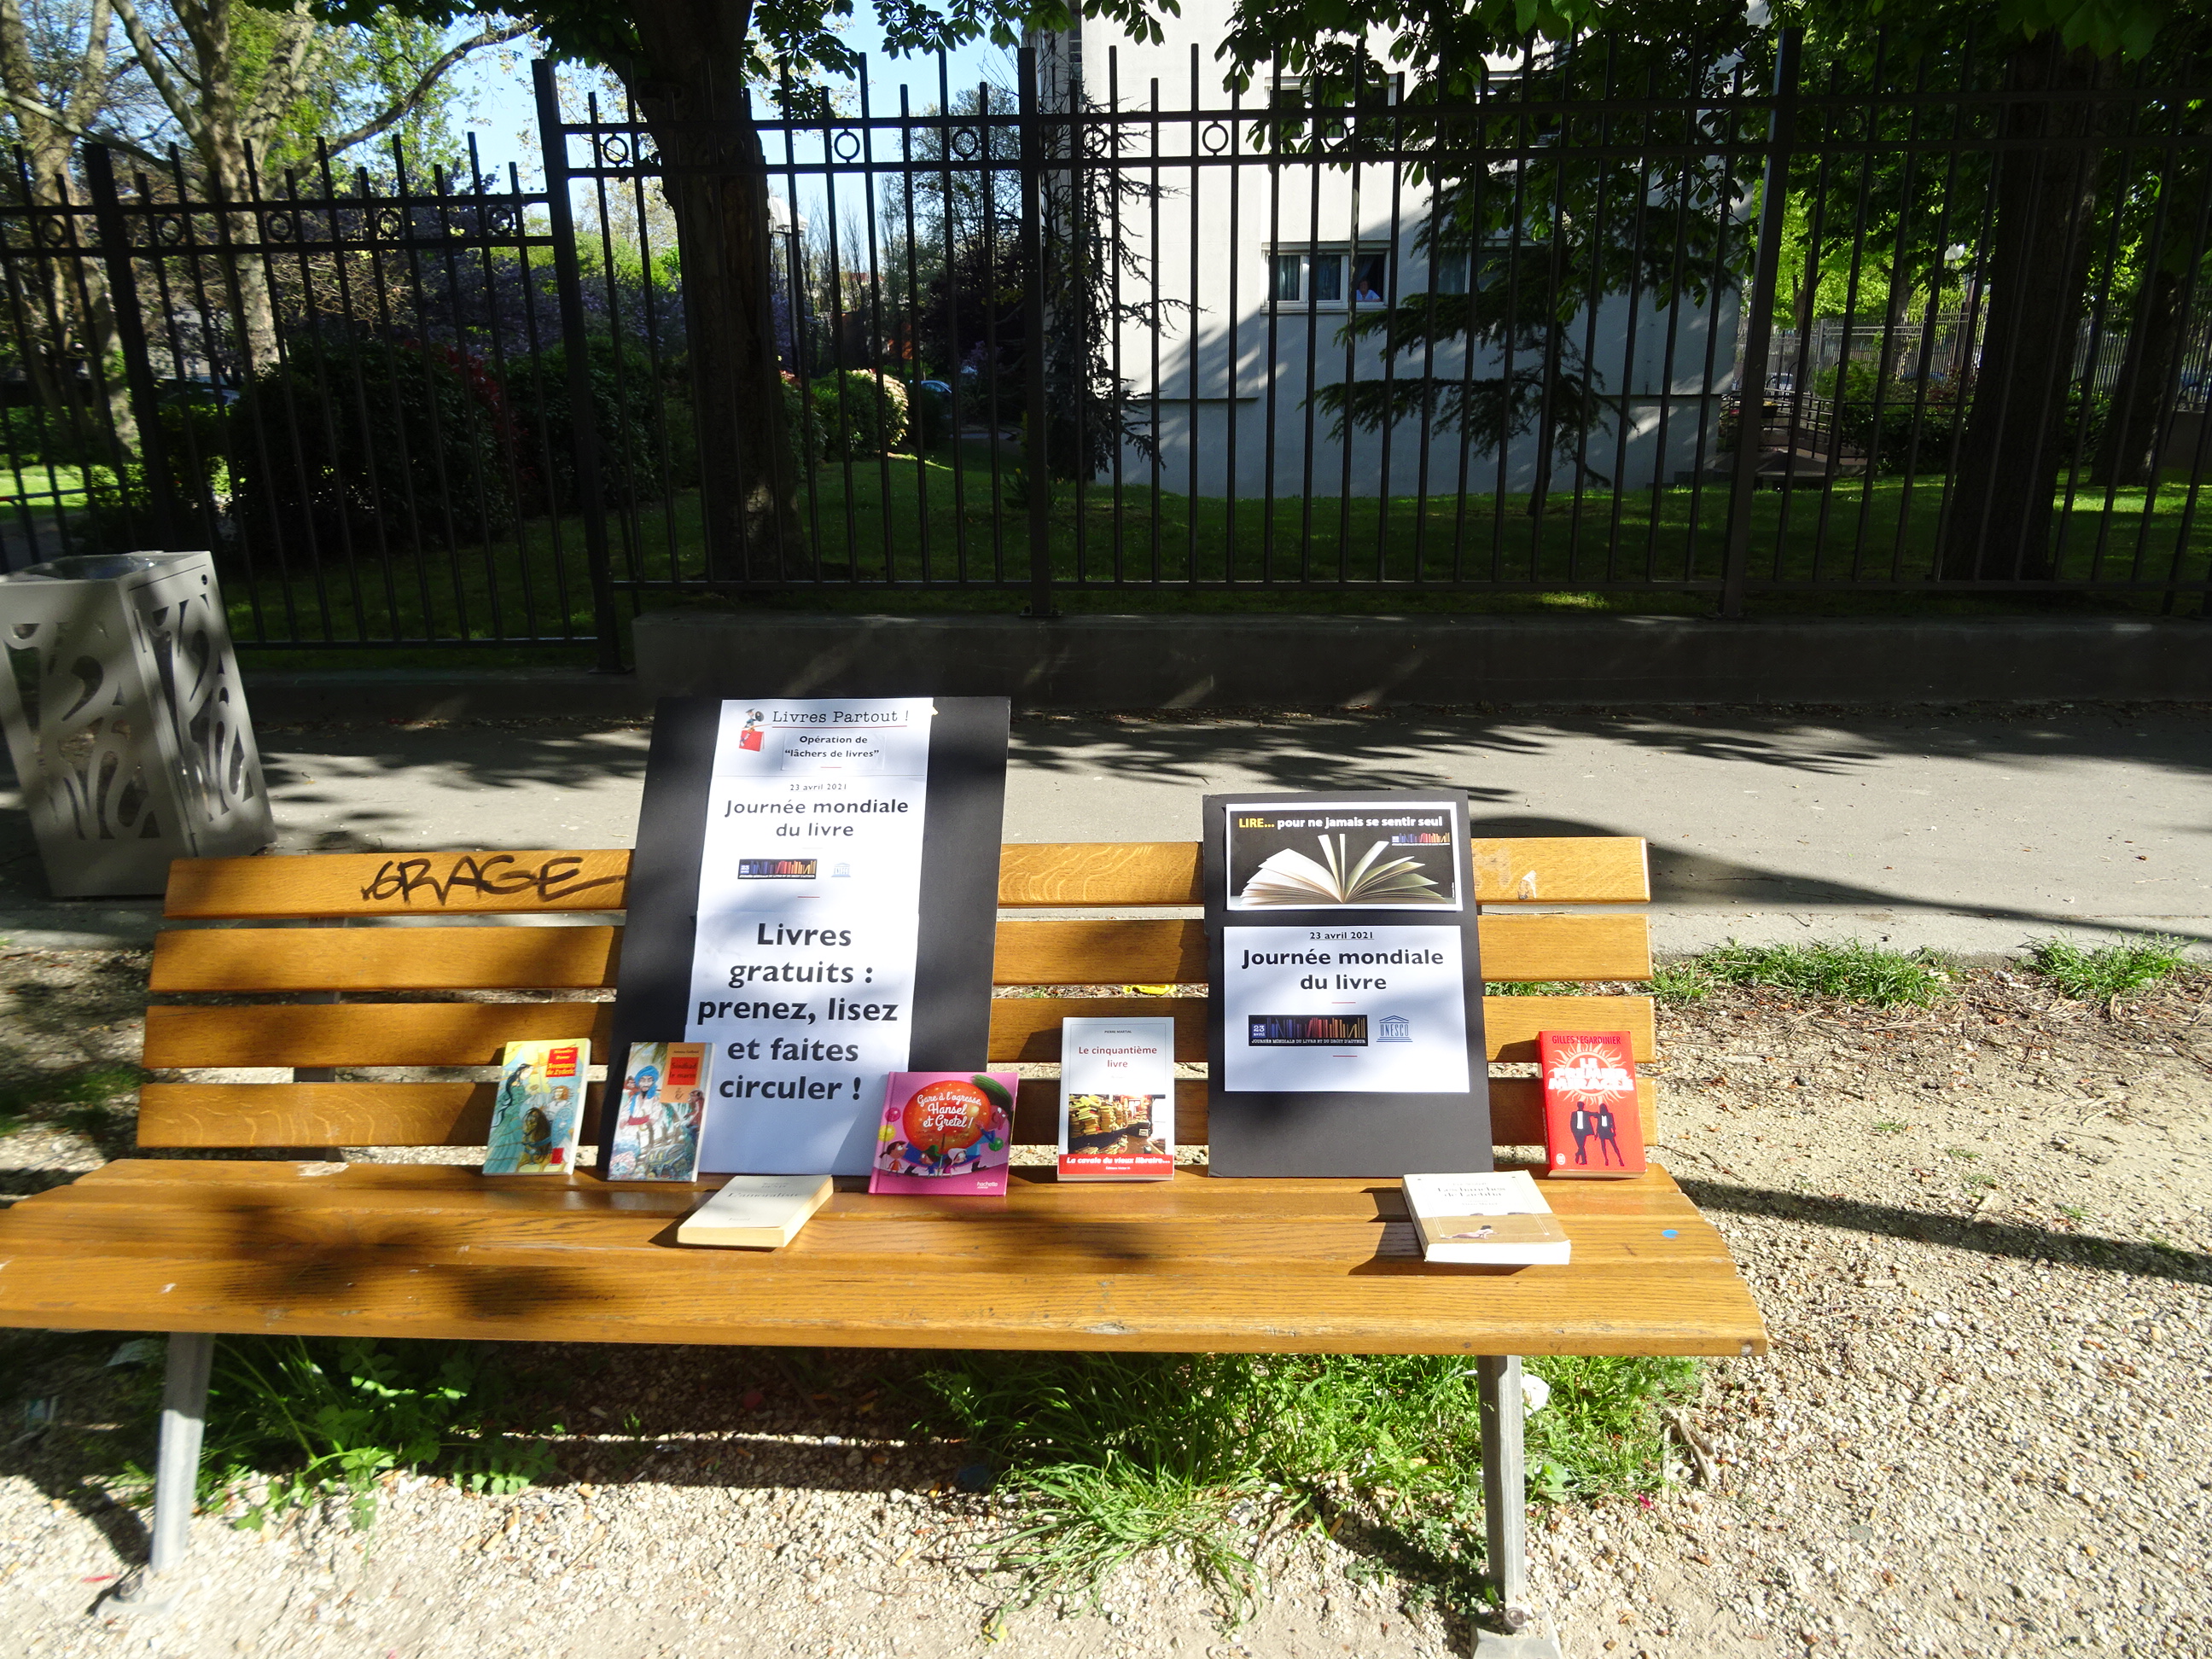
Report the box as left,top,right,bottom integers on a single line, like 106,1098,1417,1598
869,1072,1018,1196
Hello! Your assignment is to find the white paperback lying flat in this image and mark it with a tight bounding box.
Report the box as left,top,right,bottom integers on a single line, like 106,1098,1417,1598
1400,1170,1572,1265
676,1173,835,1249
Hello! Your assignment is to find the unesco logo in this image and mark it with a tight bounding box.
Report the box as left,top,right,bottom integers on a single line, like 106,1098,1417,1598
1377,1014,1412,1042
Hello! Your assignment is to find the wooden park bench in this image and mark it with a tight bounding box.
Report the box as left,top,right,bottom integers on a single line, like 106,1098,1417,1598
0,836,1765,1612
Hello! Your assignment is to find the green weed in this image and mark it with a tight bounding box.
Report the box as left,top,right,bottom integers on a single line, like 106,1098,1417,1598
921,1350,1693,1620
1650,960,1718,1002
1871,1121,1909,1134
1484,981,1581,997
1944,1147,1980,1162
0,1062,142,1137
186,1336,559,1528
1678,940,1953,1007
2025,935,2193,999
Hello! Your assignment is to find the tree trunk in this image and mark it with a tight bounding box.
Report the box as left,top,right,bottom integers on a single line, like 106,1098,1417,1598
2090,263,2184,487
624,0,803,579
203,143,280,374
1939,35,2115,581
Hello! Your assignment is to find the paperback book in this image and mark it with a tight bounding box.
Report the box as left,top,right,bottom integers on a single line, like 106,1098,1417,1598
606,1041,714,1181
676,1173,835,1248
1401,1170,1571,1265
869,1071,1018,1196
483,1039,591,1175
1538,1029,1647,1178
1057,1016,1175,1181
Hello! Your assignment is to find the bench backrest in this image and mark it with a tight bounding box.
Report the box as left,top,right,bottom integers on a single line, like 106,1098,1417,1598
139,839,1655,1155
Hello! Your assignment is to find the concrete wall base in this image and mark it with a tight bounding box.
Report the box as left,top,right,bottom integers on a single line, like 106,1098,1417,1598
632,610,2211,709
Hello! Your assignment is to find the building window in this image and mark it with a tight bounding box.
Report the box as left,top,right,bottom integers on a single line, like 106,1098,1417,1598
1267,246,1390,309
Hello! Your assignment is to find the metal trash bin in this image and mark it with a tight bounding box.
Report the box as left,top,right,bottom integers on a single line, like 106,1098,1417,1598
0,550,273,896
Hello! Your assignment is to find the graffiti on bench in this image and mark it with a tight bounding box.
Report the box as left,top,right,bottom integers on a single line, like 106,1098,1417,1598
358,853,625,907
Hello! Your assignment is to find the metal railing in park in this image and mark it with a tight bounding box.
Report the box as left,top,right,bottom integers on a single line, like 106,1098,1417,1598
0,27,2205,661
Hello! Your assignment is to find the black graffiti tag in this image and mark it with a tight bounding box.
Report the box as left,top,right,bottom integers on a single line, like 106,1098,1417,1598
358,853,626,907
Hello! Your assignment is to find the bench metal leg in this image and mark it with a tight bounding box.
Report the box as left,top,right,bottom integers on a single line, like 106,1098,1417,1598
152,1331,213,1577
112,1331,213,1614
1478,1354,1528,1608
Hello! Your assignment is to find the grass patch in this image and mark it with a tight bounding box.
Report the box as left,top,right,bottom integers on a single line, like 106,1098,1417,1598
1484,980,1582,996
1871,1121,1909,1134
1650,959,1719,1002
183,1336,562,1528
0,1062,143,1138
55,445,2190,649
921,1350,1694,1619
2025,935,2194,999
1670,940,1953,1007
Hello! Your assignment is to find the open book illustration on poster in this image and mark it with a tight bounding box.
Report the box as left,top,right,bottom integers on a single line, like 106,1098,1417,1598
1241,835,1442,906
1226,801,1462,912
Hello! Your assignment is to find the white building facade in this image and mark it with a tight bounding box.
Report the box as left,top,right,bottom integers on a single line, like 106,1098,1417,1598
1029,10,1743,501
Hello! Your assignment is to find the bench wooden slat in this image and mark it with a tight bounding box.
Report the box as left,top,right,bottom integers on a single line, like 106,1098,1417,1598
165,851,636,919
142,1003,614,1069
999,838,1650,907
142,995,1650,1069
133,1077,1657,1149
0,1165,1764,1354
0,1248,1765,1353
150,927,626,993
984,996,1656,1064
0,1203,1732,1272
148,913,1650,993
49,1155,1684,1213
135,1082,607,1148
996,913,1648,986
164,837,1652,920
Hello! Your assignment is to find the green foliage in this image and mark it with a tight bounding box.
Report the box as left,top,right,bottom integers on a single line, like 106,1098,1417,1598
1812,359,1964,476
196,1336,558,1528
2025,934,2192,998
228,337,517,554
505,338,694,513
1485,980,1581,995
0,1062,138,1138
1650,958,1717,1001
1674,940,1954,1006
922,1349,1693,1618
812,370,911,458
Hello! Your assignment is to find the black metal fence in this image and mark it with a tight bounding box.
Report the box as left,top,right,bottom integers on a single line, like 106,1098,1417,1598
1,29,2206,659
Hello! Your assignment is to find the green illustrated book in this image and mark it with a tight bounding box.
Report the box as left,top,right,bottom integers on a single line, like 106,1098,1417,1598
483,1039,591,1176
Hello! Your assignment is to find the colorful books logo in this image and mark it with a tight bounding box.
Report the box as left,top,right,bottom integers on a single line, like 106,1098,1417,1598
1247,1013,1369,1046
736,858,818,879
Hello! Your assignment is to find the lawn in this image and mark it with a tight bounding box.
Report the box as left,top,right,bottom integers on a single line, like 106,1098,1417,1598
15,445,2204,655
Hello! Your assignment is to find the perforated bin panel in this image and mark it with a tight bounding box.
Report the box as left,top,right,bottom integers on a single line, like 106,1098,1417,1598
0,550,273,896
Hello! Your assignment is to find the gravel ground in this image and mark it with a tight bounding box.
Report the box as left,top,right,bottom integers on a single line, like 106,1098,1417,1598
1,951,2208,1659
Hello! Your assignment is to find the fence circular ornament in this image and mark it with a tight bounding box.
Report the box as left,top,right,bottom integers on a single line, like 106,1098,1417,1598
374,207,406,242
154,213,189,247
951,126,981,160
484,203,520,238
268,211,300,243
1201,120,1230,154
831,128,863,162
38,215,72,248
598,134,632,166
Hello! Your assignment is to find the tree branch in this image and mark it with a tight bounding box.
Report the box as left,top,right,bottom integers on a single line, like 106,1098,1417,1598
320,16,534,158
108,0,207,145
0,85,169,166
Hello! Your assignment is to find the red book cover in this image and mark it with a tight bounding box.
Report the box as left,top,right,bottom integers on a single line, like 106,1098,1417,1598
1539,1030,1645,1179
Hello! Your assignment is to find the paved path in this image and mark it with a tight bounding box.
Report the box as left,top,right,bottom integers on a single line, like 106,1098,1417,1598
0,702,2203,955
